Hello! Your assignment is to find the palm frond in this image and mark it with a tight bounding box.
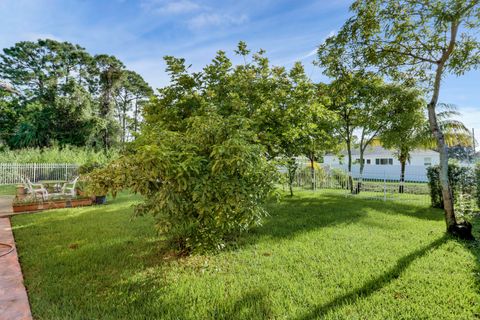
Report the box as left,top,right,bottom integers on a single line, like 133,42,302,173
436,103,475,147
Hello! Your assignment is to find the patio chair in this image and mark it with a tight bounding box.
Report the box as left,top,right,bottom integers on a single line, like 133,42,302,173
24,178,49,200
60,176,79,198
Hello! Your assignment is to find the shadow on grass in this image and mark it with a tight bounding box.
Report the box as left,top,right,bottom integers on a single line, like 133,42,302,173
296,235,449,320
254,192,443,241
34,237,273,319
216,290,273,320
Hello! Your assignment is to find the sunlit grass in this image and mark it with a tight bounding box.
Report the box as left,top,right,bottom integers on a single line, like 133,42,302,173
12,190,480,320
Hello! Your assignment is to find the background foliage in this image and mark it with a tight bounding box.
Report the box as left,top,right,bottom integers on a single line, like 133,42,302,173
0,39,152,150
0,145,117,164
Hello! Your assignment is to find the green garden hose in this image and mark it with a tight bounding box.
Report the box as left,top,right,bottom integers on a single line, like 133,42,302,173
0,242,13,257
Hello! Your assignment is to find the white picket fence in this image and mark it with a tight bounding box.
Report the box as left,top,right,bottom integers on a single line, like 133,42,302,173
280,160,432,205
281,160,479,213
0,163,79,185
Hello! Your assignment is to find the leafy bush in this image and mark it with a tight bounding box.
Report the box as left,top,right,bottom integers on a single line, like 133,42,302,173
427,163,475,209
78,161,104,175
87,114,277,253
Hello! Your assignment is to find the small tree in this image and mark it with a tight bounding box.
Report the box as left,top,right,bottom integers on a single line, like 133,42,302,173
321,72,416,193
267,63,333,196
380,90,427,193
383,103,473,193
90,44,335,252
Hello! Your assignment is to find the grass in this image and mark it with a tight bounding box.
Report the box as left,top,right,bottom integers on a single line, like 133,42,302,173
0,184,16,195
11,190,480,320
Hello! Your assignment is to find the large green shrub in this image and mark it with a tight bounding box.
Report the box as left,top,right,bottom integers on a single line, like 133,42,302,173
427,163,475,209
87,114,277,253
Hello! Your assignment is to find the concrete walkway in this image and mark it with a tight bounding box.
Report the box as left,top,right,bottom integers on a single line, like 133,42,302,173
0,196,14,217
0,218,33,319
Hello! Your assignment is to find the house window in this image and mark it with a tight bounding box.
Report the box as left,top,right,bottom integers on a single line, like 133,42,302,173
424,157,432,166
366,159,371,164
375,158,393,165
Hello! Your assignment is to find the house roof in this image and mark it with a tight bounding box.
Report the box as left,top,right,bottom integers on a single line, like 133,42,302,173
326,146,439,157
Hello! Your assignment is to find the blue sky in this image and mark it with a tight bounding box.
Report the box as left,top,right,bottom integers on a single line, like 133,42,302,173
1,0,479,143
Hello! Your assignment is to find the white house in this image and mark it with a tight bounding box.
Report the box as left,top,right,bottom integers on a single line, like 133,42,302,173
323,146,440,166
322,146,440,182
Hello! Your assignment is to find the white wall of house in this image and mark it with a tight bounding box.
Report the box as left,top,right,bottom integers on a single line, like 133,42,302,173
322,148,440,182
323,149,439,166
323,164,432,182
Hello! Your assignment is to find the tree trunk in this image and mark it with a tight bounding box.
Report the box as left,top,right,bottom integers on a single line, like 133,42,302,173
346,139,354,193
424,21,463,232
134,99,139,133
310,154,315,191
122,103,127,144
287,157,297,197
399,159,406,194
427,57,456,229
357,147,365,194
101,94,111,152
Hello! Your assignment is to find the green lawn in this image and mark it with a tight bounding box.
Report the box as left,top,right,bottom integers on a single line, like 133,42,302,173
0,184,16,195
11,191,480,320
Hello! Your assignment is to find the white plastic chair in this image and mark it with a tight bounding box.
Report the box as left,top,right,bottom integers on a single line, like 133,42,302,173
60,176,79,197
24,178,49,200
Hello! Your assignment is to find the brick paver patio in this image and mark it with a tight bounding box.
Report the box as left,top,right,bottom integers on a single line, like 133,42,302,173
0,217,33,320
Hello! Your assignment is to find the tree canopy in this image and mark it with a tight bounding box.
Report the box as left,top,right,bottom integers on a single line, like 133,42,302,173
0,39,152,149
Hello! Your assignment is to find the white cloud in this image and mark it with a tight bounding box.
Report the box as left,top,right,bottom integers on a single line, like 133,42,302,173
141,0,201,14
291,30,336,62
300,48,318,60
188,13,248,29
140,0,248,30
22,33,61,42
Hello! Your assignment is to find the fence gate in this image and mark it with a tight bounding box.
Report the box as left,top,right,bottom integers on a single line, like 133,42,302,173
0,163,79,185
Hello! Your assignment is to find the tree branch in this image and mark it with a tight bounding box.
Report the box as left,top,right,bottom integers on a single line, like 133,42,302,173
377,48,439,64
